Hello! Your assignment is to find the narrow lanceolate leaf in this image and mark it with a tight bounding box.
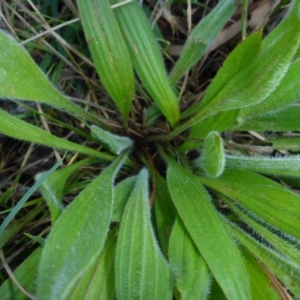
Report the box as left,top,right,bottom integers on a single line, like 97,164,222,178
169,217,211,299
238,58,300,120
172,31,262,141
154,172,177,256
36,151,128,300
66,231,117,300
35,158,91,223
0,247,42,300
169,0,235,86
0,206,44,249
0,108,113,161
234,105,300,132
200,170,300,240
115,168,172,300
266,137,300,152
111,0,180,127
229,222,300,298
113,175,136,222
184,110,239,149
91,125,133,155
225,200,300,269
226,154,300,177
241,248,281,300
195,4,300,116
196,131,225,177
0,30,101,126
179,31,262,149
0,158,62,237
77,0,135,121
172,3,300,137
166,160,250,300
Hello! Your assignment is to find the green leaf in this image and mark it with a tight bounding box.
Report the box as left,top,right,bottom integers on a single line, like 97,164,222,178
77,0,135,121
265,137,300,152
208,280,227,300
172,4,300,137
0,108,113,161
0,30,102,126
178,110,239,153
35,158,92,223
111,0,180,127
112,175,136,222
229,222,300,298
225,199,300,269
241,248,281,300
0,247,42,300
169,217,211,299
145,104,161,126
199,169,300,240
234,105,300,132
238,58,300,120
66,230,117,300
225,154,300,177
91,125,133,155
195,131,225,177
24,233,45,245
166,159,250,300
172,31,262,139
154,172,177,256
0,205,44,249
115,168,173,300
36,151,128,300
0,158,63,237
169,0,235,86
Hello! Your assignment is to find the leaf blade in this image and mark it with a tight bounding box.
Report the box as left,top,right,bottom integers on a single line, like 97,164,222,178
169,0,236,86
77,0,135,120
169,217,211,299
115,168,173,300
200,169,300,240
0,108,113,161
196,131,225,177
166,160,251,300
111,0,180,126
0,30,102,125
36,151,127,299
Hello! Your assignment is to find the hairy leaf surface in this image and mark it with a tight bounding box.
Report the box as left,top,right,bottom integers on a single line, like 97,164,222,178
36,151,127,299
77,0,135,120
169,0,235,85
0,108,113,161
115,168,172,300
167,160,250,300
169,217,211,299
0,30,102,125
200,170,300,240
111,0,180,126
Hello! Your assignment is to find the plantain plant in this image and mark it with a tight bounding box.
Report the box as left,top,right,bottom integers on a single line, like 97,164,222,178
1,0,300,299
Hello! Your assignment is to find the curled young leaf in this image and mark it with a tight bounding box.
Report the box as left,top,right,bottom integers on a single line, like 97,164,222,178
91,125,133,155
195,131,225,178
